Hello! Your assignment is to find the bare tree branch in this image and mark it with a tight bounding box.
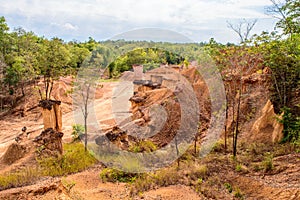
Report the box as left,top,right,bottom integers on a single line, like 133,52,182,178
227,19,258,43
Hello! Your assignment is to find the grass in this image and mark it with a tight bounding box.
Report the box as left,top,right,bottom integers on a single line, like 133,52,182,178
0,142,97,190
61,178,76,192
235,163,242,172
224,182,233,193
99,78,119,82
261,152,274,172
0,167,40,190
130,166,181,196
128,140,157,153
38,142,97,176
99,168,139,183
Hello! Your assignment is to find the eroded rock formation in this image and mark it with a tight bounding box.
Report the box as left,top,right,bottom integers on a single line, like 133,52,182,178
251,100,284,143
39,100,62,132
33,128,64,156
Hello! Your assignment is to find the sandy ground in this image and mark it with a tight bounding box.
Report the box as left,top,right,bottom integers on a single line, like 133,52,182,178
0,81,121,157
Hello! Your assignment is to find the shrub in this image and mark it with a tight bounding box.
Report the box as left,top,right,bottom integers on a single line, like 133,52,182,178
224,182,233,193
262,152,274,172
234,187,244,199
279,107,300,143
188,164,208,181
235,164,242,172
212,140,224,153
128,140,157,153
99,168,138,183
71,124,85,142
61,178,76,192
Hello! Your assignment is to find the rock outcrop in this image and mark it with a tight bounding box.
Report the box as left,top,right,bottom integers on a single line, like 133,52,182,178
39,100,62,132
251,100,284,143
33,128,64,156
0,143,28,165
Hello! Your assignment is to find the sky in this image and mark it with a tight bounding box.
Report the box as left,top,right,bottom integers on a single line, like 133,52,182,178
0,0,278,43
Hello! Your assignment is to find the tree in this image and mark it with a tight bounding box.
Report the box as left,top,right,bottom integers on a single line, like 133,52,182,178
267,0,300,36
37,38,70,100
227,19,257,43
74,64,101,151
215,46,263,156
253,32,300,142
0,16,10,56
73,46,114,151
4,28,40,96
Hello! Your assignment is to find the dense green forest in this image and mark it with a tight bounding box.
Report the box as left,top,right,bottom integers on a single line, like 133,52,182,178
0,0,299,142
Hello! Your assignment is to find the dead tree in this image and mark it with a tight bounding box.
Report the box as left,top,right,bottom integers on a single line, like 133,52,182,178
227,19,258,43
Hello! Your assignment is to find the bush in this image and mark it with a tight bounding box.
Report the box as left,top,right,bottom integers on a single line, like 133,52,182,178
235,164,242,172
224,182,233,193
234,187,244,199
188,164,208,181
279,107,300,143
128,140,157,153
71,124,85,142
262,153,274,172
99,168,138,183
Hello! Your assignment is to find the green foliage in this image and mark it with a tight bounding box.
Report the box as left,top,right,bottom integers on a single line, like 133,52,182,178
0,143,96,190
37,143,97,176
99,168,138,183
128,140,157,153
130,167,181,195
107,48,184,78
130,162,208,196
224,182,233,193
272,0,300,35
262,152,274,172
212,140,224,153
61,178,76,192
252,31,300,140
260,36,299,112
279,107,300,143
0,167,40,190
71,124,85,141
235,164,242,172
234,187,244,199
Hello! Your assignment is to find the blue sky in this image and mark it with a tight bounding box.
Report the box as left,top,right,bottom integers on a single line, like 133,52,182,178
0,0,277,43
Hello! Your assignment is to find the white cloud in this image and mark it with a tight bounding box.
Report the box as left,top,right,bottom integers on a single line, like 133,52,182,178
63,23,78,31
0,0,276,43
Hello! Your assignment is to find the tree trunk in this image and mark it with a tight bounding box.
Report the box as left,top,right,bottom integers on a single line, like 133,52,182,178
233,88,242,157
224,91,228,152
194,132,198,155
84,115,87,151
175,136,180,168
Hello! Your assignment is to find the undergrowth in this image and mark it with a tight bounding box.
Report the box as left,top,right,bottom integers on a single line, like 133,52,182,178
0,142,97,190
38,142,97,176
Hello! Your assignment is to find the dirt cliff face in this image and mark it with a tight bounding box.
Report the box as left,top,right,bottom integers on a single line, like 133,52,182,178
97,66,211,152
251,100,284,143
0,143,28,165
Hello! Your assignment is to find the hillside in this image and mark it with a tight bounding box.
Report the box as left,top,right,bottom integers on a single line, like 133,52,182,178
0,65,299,199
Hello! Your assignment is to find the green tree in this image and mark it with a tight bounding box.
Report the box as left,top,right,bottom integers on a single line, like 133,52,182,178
37,38,71,100
0,16,10,56
268,0,300,36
